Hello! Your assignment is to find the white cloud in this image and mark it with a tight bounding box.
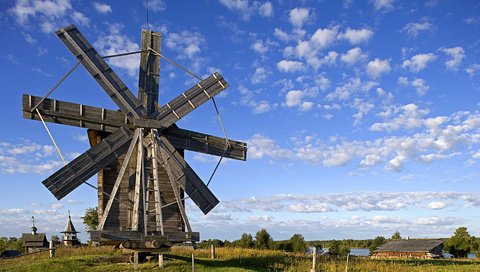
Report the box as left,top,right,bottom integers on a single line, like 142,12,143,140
251,39,270,54
285,90,304,107
402,53,436,73
340,47,366,65
251,67,270,84
274,28,291,42
9,0,72,25
93,2,111,13
371,0,394,12
258,1,273,17
277,60,304,73
352,98,374,125
398,77,430,95
338,28,374,44
402,19,434,38
237,85,272,114
440,47,465,71
70,11,89,26
371,103,429,132
289,7,310,28
465,64,480,77
366,58,391,79
94,24,140,77
146,0,166,12
326,77,377,101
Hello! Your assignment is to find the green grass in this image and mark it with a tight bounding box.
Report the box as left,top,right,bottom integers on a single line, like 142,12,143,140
0,246,478,271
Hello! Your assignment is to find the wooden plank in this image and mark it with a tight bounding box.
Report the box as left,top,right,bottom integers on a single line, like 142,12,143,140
55,25,146,121
152,73,228,127
23,94,247,161
90,230,200,242
42,127,133,200
98,129,140,230
138,30,161,115
132,129,144,231
156,136,219,214
151,129,164,233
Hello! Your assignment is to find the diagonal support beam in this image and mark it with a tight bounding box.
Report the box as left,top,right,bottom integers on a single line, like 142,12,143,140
42,127,133,200
98,129,140,230
55,24,146,121
155,135,219,214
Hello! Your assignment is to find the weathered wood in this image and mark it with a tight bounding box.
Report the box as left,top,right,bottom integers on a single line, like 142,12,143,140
132,129,144,231
156,135,219,214
98,129,140,230
90,230,199,242
138,30,161,115
42,127,133,200
151,130,164,233
56,25,146,121
23,94,247,160
152,73,228,127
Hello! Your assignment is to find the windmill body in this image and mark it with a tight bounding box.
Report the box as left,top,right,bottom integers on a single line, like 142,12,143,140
22,25,247,248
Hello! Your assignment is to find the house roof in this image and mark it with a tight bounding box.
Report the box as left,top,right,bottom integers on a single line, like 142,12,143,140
376,239,444,252
21,233,48,247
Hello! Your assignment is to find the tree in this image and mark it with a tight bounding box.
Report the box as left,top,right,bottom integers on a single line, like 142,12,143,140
51,235,60,245
445,227,474,258
391,230,401,240
368,236,386,252
254,228,273,249
82,207,98,232
289,234,307,253
328,240,350,257
239,233,254,248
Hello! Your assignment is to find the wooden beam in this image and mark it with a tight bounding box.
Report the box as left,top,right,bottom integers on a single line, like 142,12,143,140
98,129,140,230
155,135,219,215
90,230,200,242
42,127,133,200
132,129,144,231
55,25,146,121
152,73,228,127
138,30,161,115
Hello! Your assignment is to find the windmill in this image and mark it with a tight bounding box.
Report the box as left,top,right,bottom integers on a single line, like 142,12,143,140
22,25,247,250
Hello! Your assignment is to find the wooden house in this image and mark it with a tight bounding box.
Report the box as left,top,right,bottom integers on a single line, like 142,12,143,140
21,217,48,253
372,239,444,259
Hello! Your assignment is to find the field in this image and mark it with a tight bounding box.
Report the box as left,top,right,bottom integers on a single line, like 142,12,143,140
0,246,479,271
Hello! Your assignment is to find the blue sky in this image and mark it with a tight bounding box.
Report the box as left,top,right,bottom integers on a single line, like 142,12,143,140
0,0,479,242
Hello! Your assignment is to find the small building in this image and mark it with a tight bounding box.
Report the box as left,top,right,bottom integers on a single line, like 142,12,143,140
21,216,49,253
61,211,81,246
372,239,444,259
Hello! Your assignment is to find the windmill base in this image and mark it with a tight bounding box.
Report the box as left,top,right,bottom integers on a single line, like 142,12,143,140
90,230,199,245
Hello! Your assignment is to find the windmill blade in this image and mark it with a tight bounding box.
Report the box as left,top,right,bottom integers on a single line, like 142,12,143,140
155,135,219,215
164,125,247,161
55,25,146,121
23,94,131,133
43,127,133,200
152,73,228,127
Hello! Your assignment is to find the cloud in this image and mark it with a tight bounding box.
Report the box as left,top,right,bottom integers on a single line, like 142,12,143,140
371,103,429,132
439,47,465,71
465,64,480,77
326,76,378,101
289,7,310,28
251,39,273,54
94,24,140,77
251,66,271,84
371,0,394,12
402,53,436,73
402,18,434,38
258,1,273,17
277,60,304,73
237,85,272,114
340,47,366,65
146,0,166,12
338,28,374,44
70,11,89,26
398,77,430,95
366,58,391,79
93,2,111,13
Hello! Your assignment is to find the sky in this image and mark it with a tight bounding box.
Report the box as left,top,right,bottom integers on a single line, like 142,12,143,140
0,0,479,243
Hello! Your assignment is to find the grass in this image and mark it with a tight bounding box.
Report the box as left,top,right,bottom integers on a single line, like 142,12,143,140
0,246,478,271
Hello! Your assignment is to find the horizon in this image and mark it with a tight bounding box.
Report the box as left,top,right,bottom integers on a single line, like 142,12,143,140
0,0,479,243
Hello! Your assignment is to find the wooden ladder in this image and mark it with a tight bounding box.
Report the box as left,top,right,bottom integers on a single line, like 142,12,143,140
144,129,164,235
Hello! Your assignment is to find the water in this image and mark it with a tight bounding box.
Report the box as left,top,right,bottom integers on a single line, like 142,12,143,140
349,248,370,256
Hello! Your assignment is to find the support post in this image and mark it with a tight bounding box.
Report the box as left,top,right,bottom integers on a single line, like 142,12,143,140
134,252,139,271
49,240,55,258
159,254,164,269
191,253,195,272
311,246,317,272
210,244,215,259
345,253,349,272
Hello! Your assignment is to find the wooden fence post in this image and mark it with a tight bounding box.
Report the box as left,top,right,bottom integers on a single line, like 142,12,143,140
159,254,164,269
311,247,317,272
345,253,349,272
210,244,216,259
49,240,55,258
191,253,195,272
133,252,139,271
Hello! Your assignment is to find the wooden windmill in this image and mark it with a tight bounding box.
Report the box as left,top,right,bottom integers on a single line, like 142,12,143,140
22,25,247,248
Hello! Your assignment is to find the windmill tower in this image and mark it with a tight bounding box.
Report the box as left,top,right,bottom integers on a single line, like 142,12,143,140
22,25,247,250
